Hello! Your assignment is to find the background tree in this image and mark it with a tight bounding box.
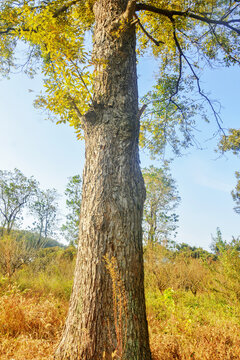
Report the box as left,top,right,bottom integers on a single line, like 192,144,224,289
176,242,213,260
219,130,240,214
232,184,240,215
211,235,240,301
29,188,59,248
61,175,82,245
0,233,34,278
210,227,227,255
0,169,60,278
142,164,180,246
1,0,240,359
0,169,37,236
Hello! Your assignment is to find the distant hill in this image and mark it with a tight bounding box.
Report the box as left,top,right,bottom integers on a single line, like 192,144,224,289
0,228,65,248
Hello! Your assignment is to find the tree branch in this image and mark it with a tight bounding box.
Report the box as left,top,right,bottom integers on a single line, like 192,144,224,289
136,3,240,35
53,0,80,18
0,0,80,36
68,95,82,119
171,19,224,134
0,27,15,35
68,58,93,104
123,0,137,21
209,24,240,65
0,26,38,35
137,104,147,120
134,14,164,46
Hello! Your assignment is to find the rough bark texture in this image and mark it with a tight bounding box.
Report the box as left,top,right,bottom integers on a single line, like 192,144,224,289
54,0,151,359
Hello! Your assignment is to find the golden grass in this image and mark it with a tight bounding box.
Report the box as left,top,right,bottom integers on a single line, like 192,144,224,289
2,312,240,360
1,243,240,360
0,336,56,360
149,316,240,360
0,288,67,360
1,289,240,360
0,291,67,339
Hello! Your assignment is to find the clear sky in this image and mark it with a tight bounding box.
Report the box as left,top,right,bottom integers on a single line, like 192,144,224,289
0,56,239,250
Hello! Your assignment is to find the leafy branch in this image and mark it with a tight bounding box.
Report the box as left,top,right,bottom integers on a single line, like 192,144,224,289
136,3,240,35
168,17,224,135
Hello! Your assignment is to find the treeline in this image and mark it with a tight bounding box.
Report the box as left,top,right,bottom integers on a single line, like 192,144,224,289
0,165,180,278
0,165,180,245
146,230,240,296
2,225,238,299
0,168,82,244
2,166,239,282
0,168,81,277
1,167,239,274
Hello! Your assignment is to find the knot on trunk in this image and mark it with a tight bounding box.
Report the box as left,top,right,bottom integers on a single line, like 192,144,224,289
108,0,137,36
83,109,97,125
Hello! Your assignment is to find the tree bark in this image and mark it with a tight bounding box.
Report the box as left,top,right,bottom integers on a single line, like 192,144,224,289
54,0,151,359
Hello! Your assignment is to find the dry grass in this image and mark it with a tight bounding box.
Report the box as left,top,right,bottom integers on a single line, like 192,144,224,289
149,315,240,360
1,242,240,360
0,288,67,360
0,336,56,360
1,290,240,360
0,290,67,338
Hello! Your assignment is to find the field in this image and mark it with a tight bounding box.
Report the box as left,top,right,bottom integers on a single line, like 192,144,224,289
1,243,240,360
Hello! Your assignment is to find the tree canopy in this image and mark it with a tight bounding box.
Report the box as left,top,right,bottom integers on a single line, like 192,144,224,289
0,0,240,149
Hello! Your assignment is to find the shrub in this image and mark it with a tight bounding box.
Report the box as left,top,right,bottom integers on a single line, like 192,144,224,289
14,246,76,299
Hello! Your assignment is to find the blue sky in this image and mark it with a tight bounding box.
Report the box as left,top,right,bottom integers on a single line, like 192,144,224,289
0,57,239,250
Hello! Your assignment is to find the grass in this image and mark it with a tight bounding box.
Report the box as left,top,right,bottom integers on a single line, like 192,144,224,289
150,321,240,360
148,291,240,359
1,289,240,360
0,286,67,360
0,337,56,360
1,244,240,359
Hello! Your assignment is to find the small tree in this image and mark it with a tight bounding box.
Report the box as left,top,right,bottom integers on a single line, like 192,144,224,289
219,130,240,214
0,234,33,278
210,227,227,255
213,236,240,301
29,188,59,247
0,169,37,235
142,164,180,246
231,172,240,214
61,175,82,244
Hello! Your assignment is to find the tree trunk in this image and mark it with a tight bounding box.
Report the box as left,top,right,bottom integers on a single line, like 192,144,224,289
54,0,151,359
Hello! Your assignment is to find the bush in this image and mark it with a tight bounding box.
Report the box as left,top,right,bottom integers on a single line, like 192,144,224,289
144,244,211,295
14,246,76,299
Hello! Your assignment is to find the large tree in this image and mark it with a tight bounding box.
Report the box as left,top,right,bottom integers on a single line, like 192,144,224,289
1,1,240,359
